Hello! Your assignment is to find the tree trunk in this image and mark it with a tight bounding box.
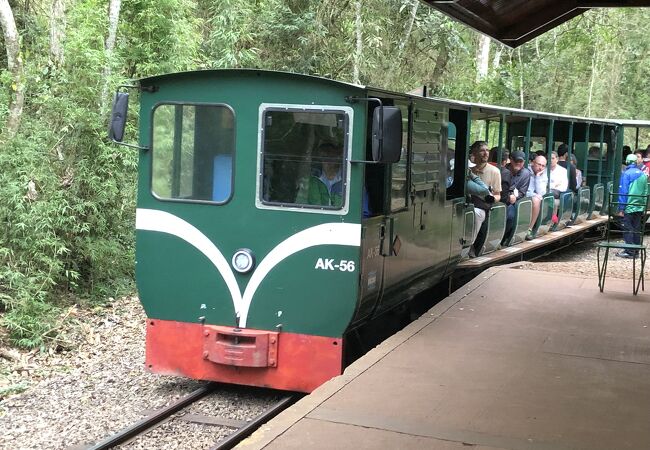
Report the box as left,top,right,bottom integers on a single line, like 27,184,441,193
396,0,419,61
100,0,122,116
492,43,503,71
587,49,597,117
476,34,490,81
0,0,25,139
50,0,66,66
430,37,448,88
353,0,362,85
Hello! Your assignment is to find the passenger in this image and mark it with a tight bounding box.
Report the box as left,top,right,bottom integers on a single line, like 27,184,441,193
305,143,343,207
488,147,498,166
500,149,510,168
571,154,584,187
549,151,568,197
616,153,649,258
557,144,577,192
445,157,455,188
500,151,531,245
525,155,548,240
589,146,601,159
635,150,649,175
466,163,494,257
488,147,509,168
469,141,501,256
622,145,632,173
643,148,650,173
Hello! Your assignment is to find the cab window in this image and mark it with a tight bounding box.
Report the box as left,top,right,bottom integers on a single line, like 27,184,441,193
260,108,348,210
151,103,235,203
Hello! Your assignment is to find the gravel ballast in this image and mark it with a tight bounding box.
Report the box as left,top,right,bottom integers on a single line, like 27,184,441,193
0,238,644,449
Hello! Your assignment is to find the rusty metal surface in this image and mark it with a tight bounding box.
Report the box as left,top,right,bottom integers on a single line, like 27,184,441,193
86,383,215,450
210,395,296,450
178,413,248,428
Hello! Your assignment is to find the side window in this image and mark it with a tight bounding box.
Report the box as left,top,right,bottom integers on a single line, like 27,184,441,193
260,108,348,210
152,104,235,203
391,102,409,211
446,121,456,189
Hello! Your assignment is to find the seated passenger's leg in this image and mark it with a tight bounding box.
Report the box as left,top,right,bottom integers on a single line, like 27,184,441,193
473,214,489,255
529,195,541,229
472,207,486,245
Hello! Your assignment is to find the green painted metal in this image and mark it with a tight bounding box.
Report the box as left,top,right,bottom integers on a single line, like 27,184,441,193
524,118,532,165
136,71,366,338
572,186,591,224
130,69,627,345
588,183,605,219
497,114,504,164
567,122,574,161
553,191,573,231
546,119,555,191
533,194,555,237
584,123,590,183
598,125,605,184
602,181,614,216
507,198,533,246
481,203,506,254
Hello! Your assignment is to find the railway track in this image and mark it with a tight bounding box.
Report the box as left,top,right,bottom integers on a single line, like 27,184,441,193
86,383,297,450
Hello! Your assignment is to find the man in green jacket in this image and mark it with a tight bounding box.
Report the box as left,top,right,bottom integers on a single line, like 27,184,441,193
307,143,344,207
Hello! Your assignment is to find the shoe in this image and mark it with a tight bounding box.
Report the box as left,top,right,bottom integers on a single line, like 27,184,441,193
525,230,535,241
615,251,634,259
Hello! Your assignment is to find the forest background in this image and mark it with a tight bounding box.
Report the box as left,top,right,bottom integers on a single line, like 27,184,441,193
0,0,649,348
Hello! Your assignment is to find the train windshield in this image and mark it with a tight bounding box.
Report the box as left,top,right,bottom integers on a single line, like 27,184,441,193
259,107,348,211
151,103,235,203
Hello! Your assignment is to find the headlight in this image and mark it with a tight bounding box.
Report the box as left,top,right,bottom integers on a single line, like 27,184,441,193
232,249,255,273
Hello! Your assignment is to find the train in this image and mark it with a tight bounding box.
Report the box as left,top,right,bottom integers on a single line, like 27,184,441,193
108,69,646,392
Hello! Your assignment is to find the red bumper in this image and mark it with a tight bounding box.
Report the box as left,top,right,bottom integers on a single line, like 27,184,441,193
145,319,343,393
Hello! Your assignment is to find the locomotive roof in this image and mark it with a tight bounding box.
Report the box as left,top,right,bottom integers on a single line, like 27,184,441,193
137,68,365,90
137,69,641,127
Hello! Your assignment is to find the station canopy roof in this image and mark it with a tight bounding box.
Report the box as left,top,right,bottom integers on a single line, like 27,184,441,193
422,0,650,48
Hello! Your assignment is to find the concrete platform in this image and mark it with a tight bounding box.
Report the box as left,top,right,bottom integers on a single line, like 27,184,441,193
239,265,650,450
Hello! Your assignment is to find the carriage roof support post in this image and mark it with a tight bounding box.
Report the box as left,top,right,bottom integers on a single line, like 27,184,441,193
497,113,505,165
567,121,574,163
546,118,555,191
467,107,473,167
584,123,590,185
613,125,623,190
635,127,640,150
524,117,532,167
598,124,605,184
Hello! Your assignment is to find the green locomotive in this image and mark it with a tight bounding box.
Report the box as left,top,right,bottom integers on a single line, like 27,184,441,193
109,69,626,392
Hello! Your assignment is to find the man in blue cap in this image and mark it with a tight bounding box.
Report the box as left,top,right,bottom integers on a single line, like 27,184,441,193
617,152,649,258
500,150,531,245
